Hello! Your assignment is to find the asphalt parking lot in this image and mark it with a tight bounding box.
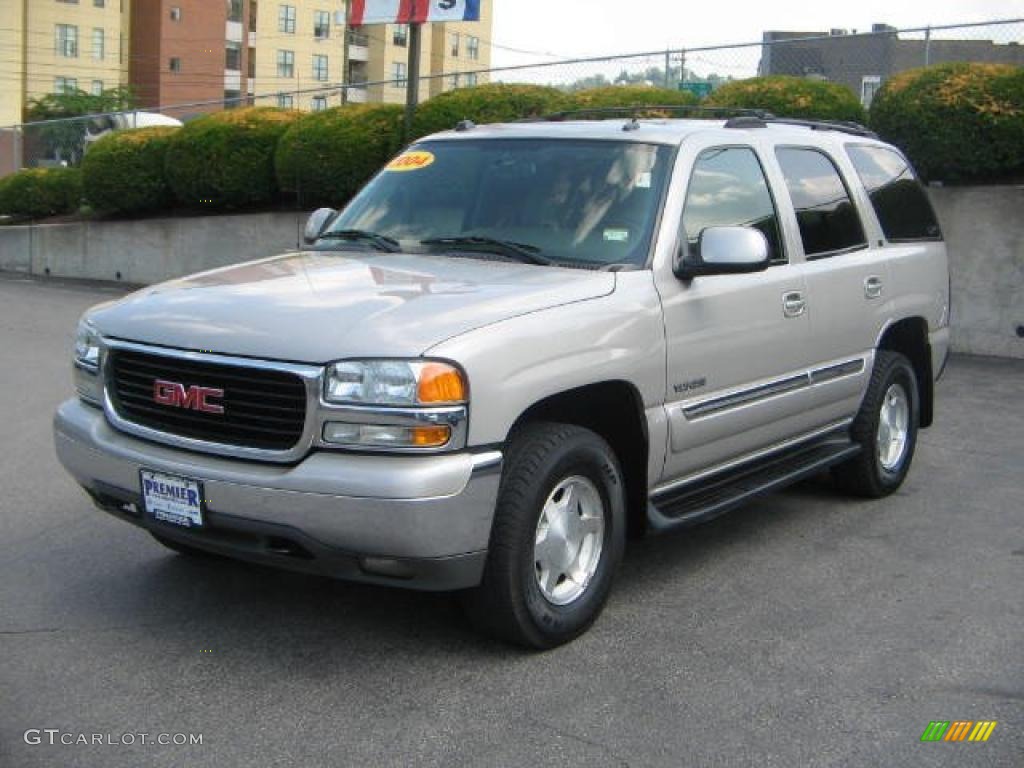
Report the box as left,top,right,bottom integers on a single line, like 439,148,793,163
0,272,1021,767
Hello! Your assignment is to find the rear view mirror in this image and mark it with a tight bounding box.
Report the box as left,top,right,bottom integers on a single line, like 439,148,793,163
675,226,770,279
303,208,338,244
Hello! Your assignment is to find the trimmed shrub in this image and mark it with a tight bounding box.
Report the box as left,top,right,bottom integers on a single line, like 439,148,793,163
276,104,404,208
706,76,865,123
165,107,298,209
568,85,698,111
81,127,179,215
411,83,568,139
0,167,82,219
870,62,1024,182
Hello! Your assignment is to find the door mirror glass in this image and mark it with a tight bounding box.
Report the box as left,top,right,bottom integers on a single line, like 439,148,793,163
303,207,337,244
676,226,770,279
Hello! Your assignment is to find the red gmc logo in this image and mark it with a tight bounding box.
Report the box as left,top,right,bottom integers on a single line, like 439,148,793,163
153,379,225,414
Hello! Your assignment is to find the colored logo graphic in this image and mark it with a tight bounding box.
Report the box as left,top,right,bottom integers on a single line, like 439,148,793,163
920,721,998,743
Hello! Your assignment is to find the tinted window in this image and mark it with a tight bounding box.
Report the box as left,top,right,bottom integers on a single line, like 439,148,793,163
682,147,784,263
776,148,866,258
847,145,942,241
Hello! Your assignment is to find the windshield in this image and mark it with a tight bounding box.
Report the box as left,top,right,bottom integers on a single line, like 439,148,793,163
324,139,673,267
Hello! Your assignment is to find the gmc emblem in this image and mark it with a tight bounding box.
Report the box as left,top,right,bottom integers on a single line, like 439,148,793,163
153,379,225,414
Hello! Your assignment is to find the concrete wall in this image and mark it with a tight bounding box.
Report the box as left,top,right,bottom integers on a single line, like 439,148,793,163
0,188,1021,358
929,186,1024,360
0,211,307,285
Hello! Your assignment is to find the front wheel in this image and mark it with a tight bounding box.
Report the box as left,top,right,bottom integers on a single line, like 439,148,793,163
833,350,920,498
463,422,626,649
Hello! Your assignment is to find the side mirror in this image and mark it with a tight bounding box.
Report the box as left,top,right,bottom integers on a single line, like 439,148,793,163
303,207,338,244
675,226,771,279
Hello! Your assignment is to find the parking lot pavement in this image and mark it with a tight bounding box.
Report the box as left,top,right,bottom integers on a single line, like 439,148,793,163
0,272,1020,768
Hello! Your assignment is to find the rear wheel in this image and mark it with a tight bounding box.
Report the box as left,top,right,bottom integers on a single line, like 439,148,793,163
833,350,919,498
463,422,626,649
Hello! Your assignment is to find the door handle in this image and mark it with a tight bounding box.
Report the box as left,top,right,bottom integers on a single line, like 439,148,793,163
783,291,806,318
864,275,883,300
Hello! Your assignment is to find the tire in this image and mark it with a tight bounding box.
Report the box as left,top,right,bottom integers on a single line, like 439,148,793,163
832,350,919,498
150,531,216,558
463,422,627,649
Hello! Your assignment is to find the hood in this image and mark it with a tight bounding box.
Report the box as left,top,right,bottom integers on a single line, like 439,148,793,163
88,251,616,363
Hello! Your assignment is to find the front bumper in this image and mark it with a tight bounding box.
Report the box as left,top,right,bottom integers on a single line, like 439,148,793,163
53,398,502,590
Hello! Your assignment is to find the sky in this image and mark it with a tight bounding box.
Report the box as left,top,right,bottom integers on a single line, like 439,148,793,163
490,0,1024,69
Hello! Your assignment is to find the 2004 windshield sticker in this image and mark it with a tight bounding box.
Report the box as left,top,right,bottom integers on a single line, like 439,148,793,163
387,151,436,172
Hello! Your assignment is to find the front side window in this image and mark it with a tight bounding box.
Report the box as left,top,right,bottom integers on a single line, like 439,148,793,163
277,50,294,78
846,145,942,242
682,146,785,263
279,4,295,33
326,139,673,268
776,147,866,258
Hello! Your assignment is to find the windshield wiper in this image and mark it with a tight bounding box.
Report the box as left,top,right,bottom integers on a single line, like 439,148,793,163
420,236,554,266
318,229,401,252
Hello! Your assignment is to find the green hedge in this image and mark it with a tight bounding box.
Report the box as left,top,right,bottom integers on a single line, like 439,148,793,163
568,85,698,111
706,76,865,123
276,104,404,208
0,167,82,219
81,127,179,215
165,107,298,209
410,83,568,139
870,63,1024,182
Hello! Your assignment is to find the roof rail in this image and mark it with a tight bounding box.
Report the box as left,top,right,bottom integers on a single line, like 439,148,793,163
724,115,878,138
520,105,775,123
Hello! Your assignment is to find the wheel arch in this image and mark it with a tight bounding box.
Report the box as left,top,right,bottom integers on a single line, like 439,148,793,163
509,380,650,538
877,316,934,428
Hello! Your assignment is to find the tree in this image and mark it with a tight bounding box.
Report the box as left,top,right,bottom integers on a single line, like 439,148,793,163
25,87,135,166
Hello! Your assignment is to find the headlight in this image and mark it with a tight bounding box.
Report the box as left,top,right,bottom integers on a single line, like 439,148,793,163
74,320,101,372
73,319,103,406
324,360,467,406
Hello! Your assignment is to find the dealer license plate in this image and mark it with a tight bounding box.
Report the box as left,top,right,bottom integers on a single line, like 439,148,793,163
140,470,204,529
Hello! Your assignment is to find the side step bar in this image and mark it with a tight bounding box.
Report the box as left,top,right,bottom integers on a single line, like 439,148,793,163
647,438,861,533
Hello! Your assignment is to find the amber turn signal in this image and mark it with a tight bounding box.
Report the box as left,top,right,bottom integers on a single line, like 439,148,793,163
417,362,467,404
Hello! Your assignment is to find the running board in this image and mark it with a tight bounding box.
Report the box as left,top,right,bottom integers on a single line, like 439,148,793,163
647,438,861,533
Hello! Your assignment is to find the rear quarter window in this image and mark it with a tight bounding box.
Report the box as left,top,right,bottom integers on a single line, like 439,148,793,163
846,145,943,242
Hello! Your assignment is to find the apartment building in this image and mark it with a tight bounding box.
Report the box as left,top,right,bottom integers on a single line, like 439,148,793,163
0,0,131,126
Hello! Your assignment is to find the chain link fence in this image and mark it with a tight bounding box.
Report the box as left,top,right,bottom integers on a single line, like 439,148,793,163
1,18,1021,177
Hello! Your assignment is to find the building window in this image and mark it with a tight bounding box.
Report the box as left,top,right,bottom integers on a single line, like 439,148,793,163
312,95,327,111
449,32,460,57
279,5,296,33
227,0,243,23
392,61,407,87
467,36,480,60
226,41,242,70
393,24,408,47
92,80,104,95
450,73,460,89
248,48,256,78
465,71,478,87
55,25,79,58
56,0,78,4
860,76,882,108
92,28,104,60
312,54,328,81
170,7,181,21
224,90,242,108
277,50,295,78
314,10,330,39
278,93,294,108
249,1,258,32
54,77,78,94
94,0,105,7
776,147,867,258
169,57,182,73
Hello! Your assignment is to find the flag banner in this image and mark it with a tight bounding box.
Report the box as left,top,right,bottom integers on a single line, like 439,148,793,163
351,0,481,26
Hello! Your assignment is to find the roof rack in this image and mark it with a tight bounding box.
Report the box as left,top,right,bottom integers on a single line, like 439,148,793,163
723,115,878,138
520,105,775,123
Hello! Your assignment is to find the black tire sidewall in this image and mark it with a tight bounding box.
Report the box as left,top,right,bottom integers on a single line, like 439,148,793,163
509,430,626,645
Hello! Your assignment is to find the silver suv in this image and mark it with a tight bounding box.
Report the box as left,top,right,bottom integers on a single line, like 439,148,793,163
54,111,950,648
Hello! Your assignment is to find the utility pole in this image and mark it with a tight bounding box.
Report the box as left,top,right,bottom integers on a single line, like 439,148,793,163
404,12,423,141
924,26,932,67
341,0,351,104
664,49,671,89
